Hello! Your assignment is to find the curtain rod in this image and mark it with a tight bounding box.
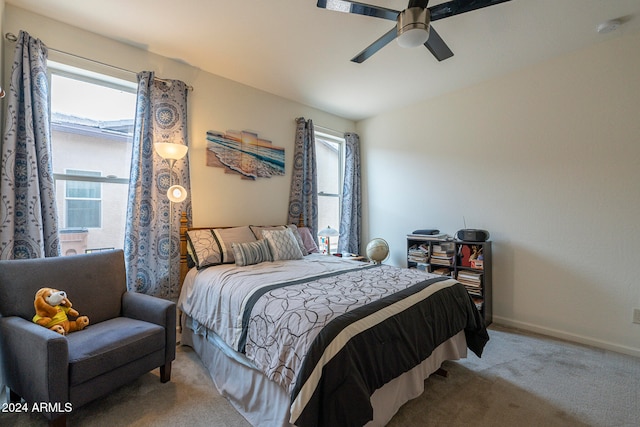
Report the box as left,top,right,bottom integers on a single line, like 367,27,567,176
4,32,194,91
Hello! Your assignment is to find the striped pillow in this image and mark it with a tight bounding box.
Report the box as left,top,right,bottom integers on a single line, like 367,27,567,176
232,239,273,267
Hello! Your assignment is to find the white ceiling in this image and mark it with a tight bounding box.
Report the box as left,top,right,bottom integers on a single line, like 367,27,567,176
6,0,640,121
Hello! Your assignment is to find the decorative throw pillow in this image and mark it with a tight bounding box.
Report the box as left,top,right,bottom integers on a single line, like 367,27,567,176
250,225,286,240
286,224,308,255
187,226,257,269
262,228,304,261
186,229,221,269
232,239,272,267
214,226,257,264
297,226,319,254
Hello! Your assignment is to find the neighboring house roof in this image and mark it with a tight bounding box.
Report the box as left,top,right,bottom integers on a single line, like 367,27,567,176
51,112,133,141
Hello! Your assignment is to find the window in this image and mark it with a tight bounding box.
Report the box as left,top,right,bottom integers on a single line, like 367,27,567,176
65,169,101,228
49,62,137,255
315,129,345,253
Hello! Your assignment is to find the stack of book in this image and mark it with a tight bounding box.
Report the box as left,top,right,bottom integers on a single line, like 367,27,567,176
457,270,483,298
430,243,455,267
431,267,452,276
407,243,429,264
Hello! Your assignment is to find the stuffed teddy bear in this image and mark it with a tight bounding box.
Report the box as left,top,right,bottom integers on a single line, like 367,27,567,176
32,287,89,335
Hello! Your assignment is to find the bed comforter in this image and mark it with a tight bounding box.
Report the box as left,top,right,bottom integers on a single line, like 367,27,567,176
178,255,489,427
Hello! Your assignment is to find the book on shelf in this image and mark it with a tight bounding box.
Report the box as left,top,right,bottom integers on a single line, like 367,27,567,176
457,270,482,281
432,267,451,276
432,242,455,253
465,288,483,298
430,257,453,266
461,286,482,296
407,243,430,263
458,277,481,286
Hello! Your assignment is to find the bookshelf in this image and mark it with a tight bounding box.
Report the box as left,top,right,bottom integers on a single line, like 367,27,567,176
407,235,492,325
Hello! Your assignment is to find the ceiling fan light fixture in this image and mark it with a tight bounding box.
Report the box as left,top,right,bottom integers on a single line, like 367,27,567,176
397,7,430,48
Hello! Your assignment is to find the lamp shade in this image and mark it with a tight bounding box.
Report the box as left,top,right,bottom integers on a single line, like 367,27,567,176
154,142,188,161
167,185,187,203
318,226,339,237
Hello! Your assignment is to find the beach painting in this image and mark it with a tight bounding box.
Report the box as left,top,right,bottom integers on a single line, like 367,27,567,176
206,130,285,180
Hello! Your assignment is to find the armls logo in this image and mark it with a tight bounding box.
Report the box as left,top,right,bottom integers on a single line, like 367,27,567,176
31,402,73,413
2,402,72,413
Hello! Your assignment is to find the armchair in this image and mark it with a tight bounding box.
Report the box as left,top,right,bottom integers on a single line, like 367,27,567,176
0,250,176,427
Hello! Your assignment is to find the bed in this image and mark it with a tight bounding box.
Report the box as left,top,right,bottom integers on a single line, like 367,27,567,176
177,215,489,427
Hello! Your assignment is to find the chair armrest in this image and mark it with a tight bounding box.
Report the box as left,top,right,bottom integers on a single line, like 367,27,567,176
122,292,176,362
0,317,69,405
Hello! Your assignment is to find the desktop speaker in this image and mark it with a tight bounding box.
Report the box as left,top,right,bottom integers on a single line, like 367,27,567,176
456,229,489,242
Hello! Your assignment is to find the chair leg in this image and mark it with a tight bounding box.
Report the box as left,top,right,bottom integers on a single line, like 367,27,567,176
160,362,172,383
49,414,66,427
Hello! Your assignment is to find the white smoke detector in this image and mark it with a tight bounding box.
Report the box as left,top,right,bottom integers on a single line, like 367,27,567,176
596,19,621,34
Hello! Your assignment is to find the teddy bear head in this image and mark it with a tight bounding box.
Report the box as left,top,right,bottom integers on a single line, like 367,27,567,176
35,287,71,308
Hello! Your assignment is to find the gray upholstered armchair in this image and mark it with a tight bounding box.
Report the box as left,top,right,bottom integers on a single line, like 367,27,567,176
0,250,176,427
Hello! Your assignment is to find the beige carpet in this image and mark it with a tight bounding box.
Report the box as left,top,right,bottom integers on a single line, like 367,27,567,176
2,325,639,426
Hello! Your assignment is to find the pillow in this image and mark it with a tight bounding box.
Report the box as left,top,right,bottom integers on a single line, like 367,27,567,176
187,226,257,269
250,224,307,255
262,228,304,261
286,224,309,255
232,239,272,267
250,225,286,239
297,226,319,254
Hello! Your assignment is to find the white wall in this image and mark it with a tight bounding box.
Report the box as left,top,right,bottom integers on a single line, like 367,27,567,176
357,30,640,357
2,5,356,228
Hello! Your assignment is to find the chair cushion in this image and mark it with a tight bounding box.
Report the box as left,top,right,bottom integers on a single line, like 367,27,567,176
67,317,165,385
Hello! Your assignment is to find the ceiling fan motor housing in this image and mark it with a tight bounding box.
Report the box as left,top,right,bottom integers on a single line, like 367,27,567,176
397,7,431,48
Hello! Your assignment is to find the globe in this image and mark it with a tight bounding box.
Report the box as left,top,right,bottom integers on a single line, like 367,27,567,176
366,238,389,264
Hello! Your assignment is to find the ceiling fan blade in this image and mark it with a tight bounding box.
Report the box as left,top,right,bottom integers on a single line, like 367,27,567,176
429,0,512,22
317,0,400,22
424,27,454,61
351,27,398,63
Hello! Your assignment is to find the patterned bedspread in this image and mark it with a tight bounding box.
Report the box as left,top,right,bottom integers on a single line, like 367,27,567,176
178,255,489,427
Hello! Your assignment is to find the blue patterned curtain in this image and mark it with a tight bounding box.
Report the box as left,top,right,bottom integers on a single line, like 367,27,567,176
0,30,59,259
124,71,191,300
287,118,318,239
338,132,361,254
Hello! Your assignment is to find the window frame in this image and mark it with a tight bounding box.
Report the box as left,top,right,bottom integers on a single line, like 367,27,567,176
64,168,103,228
47,60,137,251
314,128,346,252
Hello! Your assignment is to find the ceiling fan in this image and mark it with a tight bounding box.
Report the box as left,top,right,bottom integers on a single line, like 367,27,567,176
317,0,512,63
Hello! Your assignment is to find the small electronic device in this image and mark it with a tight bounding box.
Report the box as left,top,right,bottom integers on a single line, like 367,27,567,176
412,229,440,235
455,229,490,242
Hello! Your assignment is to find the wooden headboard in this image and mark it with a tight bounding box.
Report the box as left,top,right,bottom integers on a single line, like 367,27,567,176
178,212,190,288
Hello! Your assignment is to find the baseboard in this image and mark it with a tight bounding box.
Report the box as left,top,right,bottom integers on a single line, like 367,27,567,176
493,315,640,358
